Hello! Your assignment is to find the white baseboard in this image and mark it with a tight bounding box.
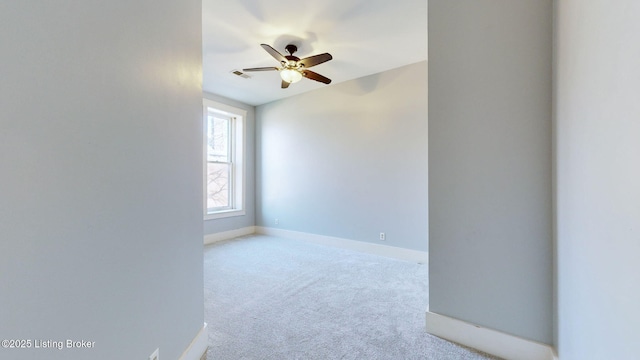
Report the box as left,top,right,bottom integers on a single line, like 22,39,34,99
256,227,428,263
179,322,208,360
425,311,556,360
204,226,256,245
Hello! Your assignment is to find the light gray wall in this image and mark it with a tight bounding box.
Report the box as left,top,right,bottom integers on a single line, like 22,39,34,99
203,92,256,235
555,1,640,358
0,2,203,359
428,0,553,344
256,61,428,251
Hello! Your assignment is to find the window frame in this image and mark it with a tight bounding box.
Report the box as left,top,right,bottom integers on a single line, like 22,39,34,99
206,112,233,212
203,99,246,220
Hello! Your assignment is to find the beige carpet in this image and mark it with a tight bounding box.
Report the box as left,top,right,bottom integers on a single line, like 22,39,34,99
204,234,501,360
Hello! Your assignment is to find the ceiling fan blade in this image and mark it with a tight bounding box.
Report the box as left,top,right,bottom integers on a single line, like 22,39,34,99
242,67,279,72
299,53,332,68
261,44,287,64
302,70,331,84
281,80,290,89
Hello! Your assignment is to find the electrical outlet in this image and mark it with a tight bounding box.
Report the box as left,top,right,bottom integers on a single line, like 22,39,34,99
149,348,159,360
379,232,385,241
275,218,279,225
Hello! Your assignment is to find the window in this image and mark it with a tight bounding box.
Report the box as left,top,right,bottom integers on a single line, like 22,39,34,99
204,99,245,219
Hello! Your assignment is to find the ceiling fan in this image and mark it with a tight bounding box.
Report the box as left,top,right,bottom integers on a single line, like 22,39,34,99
243,44,333,89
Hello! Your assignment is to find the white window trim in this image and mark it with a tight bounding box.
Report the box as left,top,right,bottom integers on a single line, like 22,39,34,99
203,99,246,220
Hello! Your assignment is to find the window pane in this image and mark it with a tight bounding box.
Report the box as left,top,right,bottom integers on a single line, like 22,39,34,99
207,115,230,162
207,162,231,210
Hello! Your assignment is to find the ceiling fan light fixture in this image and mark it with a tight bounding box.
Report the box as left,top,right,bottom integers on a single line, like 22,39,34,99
280,68,303,84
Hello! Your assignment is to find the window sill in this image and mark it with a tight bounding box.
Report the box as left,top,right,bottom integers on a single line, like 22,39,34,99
204,209,246,221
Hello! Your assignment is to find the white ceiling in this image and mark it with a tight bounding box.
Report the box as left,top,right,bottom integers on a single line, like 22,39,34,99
202,0,427,106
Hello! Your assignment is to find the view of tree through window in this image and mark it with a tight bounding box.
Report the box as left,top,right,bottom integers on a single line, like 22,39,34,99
206,113,232,210
203,100,245,219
